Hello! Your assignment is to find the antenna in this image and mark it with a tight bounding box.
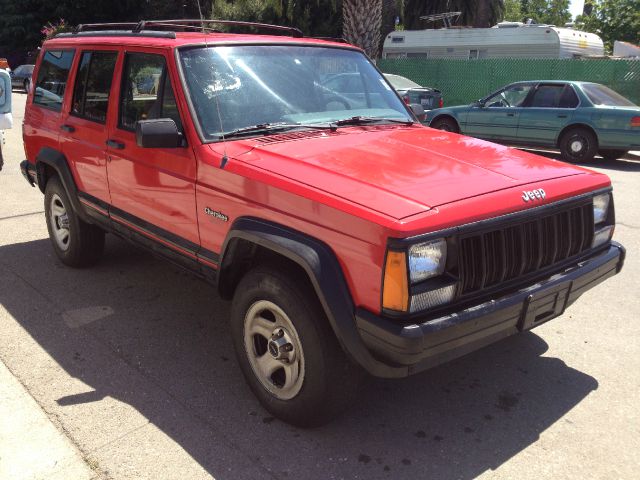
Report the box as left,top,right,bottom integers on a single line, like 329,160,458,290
195,0,206,33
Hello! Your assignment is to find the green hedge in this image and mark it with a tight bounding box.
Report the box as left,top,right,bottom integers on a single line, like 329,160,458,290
379,58,640,106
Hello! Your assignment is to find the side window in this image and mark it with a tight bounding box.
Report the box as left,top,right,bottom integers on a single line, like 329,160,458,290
71,51,118,123
119,53,182,132
33,50,75,111
529,85,565,108
558,85,580,108
486,84,533,108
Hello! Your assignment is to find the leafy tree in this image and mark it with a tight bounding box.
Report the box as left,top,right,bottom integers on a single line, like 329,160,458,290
576,0,640,52
520,0,571,25
503,0,523,21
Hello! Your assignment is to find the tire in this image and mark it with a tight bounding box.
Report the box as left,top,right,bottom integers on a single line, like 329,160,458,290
430,116,459,133
44,176,105,267
599,149,628,161
559,127,598,162
230,266,363,427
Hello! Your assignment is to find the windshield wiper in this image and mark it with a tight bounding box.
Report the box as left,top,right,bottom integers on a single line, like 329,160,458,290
218,122,336,139
333,116,414,127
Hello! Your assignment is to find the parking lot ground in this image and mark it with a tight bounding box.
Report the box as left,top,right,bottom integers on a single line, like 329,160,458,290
1,92,640,480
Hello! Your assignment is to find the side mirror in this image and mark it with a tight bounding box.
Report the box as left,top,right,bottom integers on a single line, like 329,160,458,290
474,100,485,108
136,119,184,148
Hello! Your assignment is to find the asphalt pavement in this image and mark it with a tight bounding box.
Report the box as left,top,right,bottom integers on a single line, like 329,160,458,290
1,92,639,480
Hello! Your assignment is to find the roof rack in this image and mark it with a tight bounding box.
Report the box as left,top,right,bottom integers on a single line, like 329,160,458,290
73,19,304,38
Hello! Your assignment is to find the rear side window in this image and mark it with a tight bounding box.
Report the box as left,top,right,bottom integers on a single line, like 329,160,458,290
33,50,75,111
529,85,565,108
558,85,580,108
72,51,118,123
119,53,183,132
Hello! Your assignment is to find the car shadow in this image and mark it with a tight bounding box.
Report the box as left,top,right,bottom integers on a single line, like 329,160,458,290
520,148,640,172
0,236,598,480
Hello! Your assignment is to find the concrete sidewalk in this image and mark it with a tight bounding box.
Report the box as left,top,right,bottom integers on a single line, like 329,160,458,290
0,360,97,480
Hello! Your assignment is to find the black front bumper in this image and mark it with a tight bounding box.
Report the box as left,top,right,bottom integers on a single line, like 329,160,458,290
356,243,625,377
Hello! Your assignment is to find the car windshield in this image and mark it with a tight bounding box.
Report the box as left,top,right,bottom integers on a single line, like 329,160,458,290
179,45,412,140
582,84,637,107
384,74,422,90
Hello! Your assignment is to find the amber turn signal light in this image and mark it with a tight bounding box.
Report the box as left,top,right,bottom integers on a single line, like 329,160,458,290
382,250,409,312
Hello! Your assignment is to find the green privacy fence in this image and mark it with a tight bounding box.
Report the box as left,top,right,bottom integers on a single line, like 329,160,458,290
378,58,640,106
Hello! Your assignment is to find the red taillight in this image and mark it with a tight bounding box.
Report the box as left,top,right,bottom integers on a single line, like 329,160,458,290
403,95,410,105
631,116,640,127
438,98,444,108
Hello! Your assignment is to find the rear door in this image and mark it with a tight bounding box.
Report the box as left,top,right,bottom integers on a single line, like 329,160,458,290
23,49,75,165
517,83,579,145
465,83,534,140
105,48,199,251
59,48,119,204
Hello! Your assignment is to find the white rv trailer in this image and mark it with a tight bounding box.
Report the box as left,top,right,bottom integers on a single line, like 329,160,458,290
382,23,604,60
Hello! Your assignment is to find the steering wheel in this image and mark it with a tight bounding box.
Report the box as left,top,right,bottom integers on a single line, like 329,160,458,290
324,95,351,111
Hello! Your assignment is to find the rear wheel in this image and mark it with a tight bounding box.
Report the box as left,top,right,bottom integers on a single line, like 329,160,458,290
559,127,597,162
44,176,105,267
430,117,459,133
599,149,628,161
230,266,362,427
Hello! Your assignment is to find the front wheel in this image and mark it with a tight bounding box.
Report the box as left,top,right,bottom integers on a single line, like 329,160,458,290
230,266,362,427
430,117,459,133
44,176,105,267
559,128,597,163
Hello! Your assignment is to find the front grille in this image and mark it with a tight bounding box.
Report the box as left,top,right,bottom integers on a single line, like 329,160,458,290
457,202,594,296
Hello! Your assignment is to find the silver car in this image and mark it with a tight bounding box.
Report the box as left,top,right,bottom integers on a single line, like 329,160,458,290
10,64,35,91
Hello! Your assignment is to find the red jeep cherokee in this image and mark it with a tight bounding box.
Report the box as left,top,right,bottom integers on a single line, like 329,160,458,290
21,20,625,426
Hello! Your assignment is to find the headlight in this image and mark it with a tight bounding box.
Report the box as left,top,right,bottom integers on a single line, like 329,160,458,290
408,239,447,283
593,193,610,225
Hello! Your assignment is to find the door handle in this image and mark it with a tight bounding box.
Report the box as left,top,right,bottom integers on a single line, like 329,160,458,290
557,114,568,118
506,113,516,117
60,124,75,133
106,139,125,150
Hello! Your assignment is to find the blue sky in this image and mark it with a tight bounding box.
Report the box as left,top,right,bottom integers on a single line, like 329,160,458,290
569,0,585,20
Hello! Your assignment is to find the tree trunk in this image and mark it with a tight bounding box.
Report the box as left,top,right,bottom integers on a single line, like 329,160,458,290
343,0,383,58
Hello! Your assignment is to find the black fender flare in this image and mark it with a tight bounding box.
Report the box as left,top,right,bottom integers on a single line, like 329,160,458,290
219,217,406,378
35,147,91,223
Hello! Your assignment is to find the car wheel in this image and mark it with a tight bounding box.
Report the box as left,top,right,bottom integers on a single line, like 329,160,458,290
430,117,459,133
44,176,105,267
599,149,628,161
230,266,363,427
559,128,597,162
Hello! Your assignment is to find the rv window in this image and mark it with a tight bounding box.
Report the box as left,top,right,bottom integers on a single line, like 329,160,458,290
469,50,478,60
391,37,405,43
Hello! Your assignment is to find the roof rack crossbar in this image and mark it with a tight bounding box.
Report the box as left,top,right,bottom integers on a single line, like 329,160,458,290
75,19,303,38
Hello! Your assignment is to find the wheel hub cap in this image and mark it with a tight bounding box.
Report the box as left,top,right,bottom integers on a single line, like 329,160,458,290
49,194,71,252
243,300,304,400
571,140,584,153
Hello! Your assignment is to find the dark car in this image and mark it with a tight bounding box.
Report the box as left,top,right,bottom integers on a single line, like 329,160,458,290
384,73,443,112
10,64,35,91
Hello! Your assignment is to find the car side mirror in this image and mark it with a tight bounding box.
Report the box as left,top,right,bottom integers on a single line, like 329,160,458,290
410,103,425,117
474,100,485,108
136,119,184,148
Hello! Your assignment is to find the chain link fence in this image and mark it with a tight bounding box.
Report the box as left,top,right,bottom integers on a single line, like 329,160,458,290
378,58,640,106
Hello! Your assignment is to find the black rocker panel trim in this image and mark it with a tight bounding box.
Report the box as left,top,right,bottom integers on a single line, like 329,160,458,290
219,217,407,378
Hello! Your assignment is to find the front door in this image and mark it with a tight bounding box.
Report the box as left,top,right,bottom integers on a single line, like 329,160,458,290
105,49,199,253
465,83,535,141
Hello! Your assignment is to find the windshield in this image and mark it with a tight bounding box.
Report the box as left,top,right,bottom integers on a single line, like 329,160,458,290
582,84,637,107
179,45,411,140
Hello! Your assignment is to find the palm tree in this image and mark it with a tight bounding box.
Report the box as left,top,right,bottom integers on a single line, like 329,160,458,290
343,0,383,58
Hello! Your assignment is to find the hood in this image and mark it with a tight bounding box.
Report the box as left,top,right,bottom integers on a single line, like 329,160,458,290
217,126,591,219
